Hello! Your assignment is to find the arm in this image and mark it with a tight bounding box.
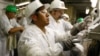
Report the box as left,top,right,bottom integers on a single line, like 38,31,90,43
7,19,24,34
0,16,24,34
54,31,72,42
9,27,24,34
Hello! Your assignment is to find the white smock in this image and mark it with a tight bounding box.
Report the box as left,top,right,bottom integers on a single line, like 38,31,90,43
18,24,70,56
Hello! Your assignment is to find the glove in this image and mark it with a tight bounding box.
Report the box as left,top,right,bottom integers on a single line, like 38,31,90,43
63,38,75,51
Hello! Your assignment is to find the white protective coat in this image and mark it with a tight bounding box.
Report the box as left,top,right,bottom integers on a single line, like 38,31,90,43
18,25,70,56
47,15,72,37
18,17,28,28
47,15,84,53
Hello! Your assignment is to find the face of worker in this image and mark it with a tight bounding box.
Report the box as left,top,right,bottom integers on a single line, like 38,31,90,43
7,12,16,19
32,7,49,26
38,9,49,25
53,9,64,20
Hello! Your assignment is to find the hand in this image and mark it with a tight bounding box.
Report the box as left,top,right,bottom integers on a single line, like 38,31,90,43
63,38,75,50
20,27,24,32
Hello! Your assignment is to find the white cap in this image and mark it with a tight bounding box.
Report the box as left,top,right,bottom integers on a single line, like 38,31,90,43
50,0,67,10
25,0,43,17
44,3,50,9
62,14,69,19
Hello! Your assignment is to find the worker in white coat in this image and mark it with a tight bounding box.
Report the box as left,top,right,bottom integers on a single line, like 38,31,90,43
61,14,73,32
47,0,84,56
17,14,28,28
0,5,24,56
18,0,72,56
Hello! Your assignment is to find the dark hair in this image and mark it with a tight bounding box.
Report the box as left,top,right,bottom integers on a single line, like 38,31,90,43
34,6,45,15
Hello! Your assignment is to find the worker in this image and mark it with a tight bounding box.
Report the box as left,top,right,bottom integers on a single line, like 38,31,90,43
61,14,73,32
17,14,28,28
0,5,24,56
47,0,83,56
18,0,72,56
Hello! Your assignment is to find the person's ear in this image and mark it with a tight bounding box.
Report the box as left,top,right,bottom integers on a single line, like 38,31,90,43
31,14,37,21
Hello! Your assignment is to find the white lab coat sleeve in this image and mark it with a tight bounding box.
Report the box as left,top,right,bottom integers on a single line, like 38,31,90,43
54,31,72,42
63,21,73,30
0,16,13,34
25,39,48,56
49,43,63,56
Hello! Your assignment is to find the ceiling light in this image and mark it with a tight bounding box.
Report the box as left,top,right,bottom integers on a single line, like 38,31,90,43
86,7,90,14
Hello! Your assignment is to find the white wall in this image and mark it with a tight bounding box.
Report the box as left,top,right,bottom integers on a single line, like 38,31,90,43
0,0,13,15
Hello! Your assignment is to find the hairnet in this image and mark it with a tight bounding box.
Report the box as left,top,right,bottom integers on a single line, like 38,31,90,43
77,17,84,23
25,0,43,18
5,5,17,13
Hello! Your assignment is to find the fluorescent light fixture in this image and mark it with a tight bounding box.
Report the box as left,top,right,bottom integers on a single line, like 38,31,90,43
16,1,30,7
86,7,90,14
19,7,26,10
90,0,98,8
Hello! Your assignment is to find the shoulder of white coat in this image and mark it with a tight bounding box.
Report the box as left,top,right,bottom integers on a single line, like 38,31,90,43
45,26,54,31
0,14,8,21
45,26,55,33
21,25,37,37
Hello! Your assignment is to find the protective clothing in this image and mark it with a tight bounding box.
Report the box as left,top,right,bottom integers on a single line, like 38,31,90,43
5,5,17,13
47,15,66,33
0,28,7,56
48,15,84,56
18,25,71,56
77,18,84,23
47,16,73,51
61,19,73,32
49,0,67,11
18,17,28,28
25,0,43,17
